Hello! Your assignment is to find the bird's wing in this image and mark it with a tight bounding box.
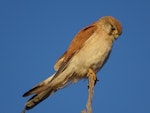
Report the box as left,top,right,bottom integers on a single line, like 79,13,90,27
22,23,98,97
23,74,55,97
54,23,98,71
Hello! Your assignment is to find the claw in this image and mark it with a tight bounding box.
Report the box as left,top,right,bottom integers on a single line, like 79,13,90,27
87,68,98,88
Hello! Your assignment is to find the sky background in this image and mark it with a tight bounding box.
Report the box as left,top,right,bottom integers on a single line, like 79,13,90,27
1,0,150,113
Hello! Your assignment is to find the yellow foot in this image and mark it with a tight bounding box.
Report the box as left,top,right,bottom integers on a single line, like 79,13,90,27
87,68,98,86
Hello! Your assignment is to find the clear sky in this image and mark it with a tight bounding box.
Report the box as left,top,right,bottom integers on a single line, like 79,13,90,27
1,0,150,113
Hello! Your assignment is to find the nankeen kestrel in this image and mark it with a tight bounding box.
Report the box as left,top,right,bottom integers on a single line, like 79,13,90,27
22,16,122,112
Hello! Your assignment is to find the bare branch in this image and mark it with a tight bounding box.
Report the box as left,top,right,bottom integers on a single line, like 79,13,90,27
81,69,96,113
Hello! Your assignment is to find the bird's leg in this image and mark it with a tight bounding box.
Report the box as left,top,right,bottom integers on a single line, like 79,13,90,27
86,68,97,113
81,68,97,113
87,69,98,87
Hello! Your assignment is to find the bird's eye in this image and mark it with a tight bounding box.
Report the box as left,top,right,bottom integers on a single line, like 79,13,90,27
111,27,115,31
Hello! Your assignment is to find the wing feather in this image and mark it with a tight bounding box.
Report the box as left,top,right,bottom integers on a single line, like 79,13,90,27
54,23,97,70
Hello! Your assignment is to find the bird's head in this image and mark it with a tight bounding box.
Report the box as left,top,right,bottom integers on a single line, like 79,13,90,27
99,16,122,40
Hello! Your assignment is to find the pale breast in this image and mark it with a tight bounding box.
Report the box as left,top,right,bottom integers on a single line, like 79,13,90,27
71,32,113,76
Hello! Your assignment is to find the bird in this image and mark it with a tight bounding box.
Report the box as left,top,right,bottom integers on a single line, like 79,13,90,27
22,16,122,112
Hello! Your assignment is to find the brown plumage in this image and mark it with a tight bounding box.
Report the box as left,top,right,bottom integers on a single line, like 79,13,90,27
22,16,122,112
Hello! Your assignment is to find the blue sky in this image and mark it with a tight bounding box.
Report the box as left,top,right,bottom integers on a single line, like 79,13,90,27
1,0,150,113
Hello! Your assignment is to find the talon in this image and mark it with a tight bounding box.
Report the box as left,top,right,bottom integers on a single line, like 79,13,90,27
87,79,98,88
87,68,97,80
94,78,99,86
87,68,98,88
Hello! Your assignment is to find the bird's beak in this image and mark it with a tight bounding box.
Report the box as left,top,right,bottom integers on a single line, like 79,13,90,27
114,34,119,40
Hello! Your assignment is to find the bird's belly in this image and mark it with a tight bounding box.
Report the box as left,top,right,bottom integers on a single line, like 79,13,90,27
71,36,112,77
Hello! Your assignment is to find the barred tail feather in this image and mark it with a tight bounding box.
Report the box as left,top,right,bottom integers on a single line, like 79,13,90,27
22,69,77,113
23,74,55,97
25,88,57,110
22,74,56,113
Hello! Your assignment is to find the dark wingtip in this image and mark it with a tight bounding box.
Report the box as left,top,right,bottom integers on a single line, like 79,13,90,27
22,85,43,97
22,91,30,97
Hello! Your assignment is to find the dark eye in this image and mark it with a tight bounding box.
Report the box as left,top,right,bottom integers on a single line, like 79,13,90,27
111,26,115,31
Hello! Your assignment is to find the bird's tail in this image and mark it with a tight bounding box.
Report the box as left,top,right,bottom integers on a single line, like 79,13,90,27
22,74,58,112
22,70,77,113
